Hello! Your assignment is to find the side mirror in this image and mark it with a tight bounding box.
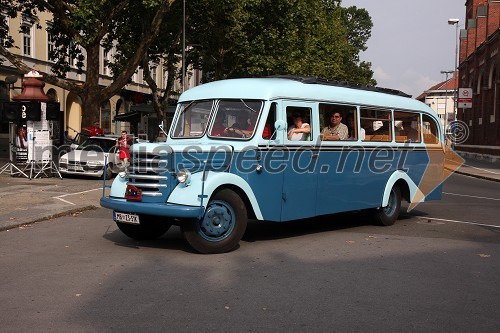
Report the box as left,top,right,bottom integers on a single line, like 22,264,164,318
274,119,287,131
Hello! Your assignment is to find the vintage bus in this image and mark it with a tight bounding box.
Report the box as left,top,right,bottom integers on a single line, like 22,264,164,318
100,77,445,253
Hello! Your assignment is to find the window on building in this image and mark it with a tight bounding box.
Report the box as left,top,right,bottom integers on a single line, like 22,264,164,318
102,49,111,76
150,65,157,83
47,32,56,62
21,18,34,56
0,11,10,47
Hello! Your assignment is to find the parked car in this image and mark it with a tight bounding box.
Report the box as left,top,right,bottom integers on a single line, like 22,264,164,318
59,136,123,178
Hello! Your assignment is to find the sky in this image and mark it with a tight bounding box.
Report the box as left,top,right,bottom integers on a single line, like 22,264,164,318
340,0,465,98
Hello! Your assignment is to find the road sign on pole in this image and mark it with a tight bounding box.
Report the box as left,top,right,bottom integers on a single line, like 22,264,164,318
458,88,472,108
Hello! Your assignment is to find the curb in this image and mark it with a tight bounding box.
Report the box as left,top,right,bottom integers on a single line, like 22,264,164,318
0,205,98,232
453,170,500,183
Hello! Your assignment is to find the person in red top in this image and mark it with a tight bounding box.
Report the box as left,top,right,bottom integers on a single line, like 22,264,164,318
210,113,226,136
84,121,104,136
116,130,131,166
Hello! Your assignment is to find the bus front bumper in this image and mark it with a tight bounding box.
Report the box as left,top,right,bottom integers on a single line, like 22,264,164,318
100,197,204,219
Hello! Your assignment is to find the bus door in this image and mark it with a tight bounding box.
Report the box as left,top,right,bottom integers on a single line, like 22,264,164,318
280,101,318,221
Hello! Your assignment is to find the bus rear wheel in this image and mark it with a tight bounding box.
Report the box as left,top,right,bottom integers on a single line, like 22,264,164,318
182,189,248,254
116,215,171,240
374,186,401,226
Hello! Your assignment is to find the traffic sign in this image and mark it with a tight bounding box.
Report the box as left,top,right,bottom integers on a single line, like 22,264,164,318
458,88,472,108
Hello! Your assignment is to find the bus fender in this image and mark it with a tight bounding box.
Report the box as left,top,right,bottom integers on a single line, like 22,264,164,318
167,171,263,220
381,170,419,207
109,174,128,198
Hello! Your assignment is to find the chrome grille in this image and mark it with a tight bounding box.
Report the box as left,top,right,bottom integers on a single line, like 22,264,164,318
127,152,170,197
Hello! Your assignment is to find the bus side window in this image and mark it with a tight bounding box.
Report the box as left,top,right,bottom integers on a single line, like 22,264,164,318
286,106,312,141
422,115,439,144
394,111,421,143
263,102,277,139
318,103,352,141
361,108,393,142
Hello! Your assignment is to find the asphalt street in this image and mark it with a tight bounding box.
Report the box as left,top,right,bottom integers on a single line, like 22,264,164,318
0,169,499,332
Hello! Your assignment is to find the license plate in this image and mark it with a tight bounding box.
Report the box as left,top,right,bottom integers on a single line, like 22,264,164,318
68,165,84,171
114,212,140,224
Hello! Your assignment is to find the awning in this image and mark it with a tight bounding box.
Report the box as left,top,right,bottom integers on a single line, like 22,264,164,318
114,111,141,122
114,104,176,123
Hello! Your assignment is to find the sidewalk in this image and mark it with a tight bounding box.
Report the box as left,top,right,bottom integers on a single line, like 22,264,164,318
0,159,109,231
0,154,499,232
454,153,500,182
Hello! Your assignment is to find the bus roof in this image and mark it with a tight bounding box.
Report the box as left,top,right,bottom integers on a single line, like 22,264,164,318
179,77,434,114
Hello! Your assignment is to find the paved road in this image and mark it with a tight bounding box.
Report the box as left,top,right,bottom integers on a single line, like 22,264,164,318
0,172,498,332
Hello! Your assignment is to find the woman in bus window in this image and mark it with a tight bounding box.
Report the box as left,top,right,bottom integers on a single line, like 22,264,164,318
287,111,311,141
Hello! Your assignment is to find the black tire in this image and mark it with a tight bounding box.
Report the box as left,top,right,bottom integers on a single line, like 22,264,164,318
374,186,401,226
103,163,113,179
116,215,171,240
181,189,248,254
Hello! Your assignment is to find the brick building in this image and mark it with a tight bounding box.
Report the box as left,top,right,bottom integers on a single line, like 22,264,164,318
456,0,500,156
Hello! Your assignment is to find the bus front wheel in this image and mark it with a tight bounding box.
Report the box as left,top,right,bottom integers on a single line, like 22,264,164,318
182,189,248,254
374,186,401,226
116,215,172,240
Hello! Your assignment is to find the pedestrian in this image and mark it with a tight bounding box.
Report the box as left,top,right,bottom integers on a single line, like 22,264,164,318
116,130,131,166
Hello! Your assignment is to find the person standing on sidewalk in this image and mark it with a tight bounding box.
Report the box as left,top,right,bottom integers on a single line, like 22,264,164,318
116,130,131,167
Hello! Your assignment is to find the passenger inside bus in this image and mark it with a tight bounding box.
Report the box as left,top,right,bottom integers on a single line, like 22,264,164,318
399,119,420,142
287,111,311,141
225,111,258,138
320,111,348,140
210,112,227,136
347,114,365,140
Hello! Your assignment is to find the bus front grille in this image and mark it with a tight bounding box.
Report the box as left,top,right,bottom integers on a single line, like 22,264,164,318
127,152,171,197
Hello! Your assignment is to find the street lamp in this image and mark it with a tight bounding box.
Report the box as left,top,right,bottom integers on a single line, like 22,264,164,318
182,0,186,92
448,18,460,122
441,70,454,134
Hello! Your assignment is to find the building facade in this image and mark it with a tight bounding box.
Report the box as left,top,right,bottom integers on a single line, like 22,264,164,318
457,0,500,155
0,10,199,157
417,73,458,132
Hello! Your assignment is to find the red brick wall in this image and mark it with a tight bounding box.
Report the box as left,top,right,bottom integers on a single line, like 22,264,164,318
487,2,500,36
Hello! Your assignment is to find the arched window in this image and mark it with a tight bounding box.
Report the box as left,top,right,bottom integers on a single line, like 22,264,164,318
101,101,111,133
46,88,58,102
488,65,497,89
477,70,483,94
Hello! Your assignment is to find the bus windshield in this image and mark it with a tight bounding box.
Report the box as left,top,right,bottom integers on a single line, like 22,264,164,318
171,99,264,139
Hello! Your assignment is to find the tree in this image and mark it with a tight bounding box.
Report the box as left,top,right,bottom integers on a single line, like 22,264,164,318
106,0,184,127
0,0,174,127
186,0,375,86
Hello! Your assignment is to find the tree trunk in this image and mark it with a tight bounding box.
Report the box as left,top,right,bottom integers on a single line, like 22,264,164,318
81,43,103,128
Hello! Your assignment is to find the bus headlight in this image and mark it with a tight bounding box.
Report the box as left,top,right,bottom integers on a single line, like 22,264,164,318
177,169,191,185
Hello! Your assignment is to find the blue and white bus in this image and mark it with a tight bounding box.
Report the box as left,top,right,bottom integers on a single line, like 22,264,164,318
100,77,445,253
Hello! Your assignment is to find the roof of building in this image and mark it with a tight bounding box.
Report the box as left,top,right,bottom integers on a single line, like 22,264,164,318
416,72,458,101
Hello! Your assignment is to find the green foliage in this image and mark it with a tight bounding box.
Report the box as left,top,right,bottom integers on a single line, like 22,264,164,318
187,0,375,86
0,0,376,118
